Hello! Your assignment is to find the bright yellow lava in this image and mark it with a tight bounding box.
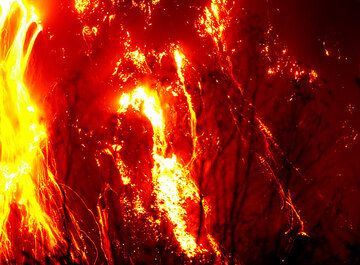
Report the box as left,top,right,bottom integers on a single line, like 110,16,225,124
118,87,204,257
0,0,65,260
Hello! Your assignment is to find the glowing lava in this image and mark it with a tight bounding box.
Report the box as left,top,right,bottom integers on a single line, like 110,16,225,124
117,86,220,258
0,0,82,261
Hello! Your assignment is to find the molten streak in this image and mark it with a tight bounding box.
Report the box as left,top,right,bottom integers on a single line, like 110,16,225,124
0,0,70,260
118,87,205,257
97,190,113,264
174,49,198,158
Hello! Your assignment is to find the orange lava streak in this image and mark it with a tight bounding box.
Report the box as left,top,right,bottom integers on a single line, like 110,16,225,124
257,155,307,236
0,0,83,261
174,49,198,159
97,190,114,264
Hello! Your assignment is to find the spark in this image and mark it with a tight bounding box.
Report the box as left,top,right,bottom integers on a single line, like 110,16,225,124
325,48,330,56
261,27,319,83
130,0,161,19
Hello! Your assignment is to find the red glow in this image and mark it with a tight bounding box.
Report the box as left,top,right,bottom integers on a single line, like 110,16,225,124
1,0,359,264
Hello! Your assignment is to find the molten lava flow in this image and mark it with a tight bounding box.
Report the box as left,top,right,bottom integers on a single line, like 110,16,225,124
0,0,83,261
117,87,219,258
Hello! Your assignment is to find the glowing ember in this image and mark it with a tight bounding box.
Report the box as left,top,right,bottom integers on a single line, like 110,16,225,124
75,0,97,14
198,0,231,51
